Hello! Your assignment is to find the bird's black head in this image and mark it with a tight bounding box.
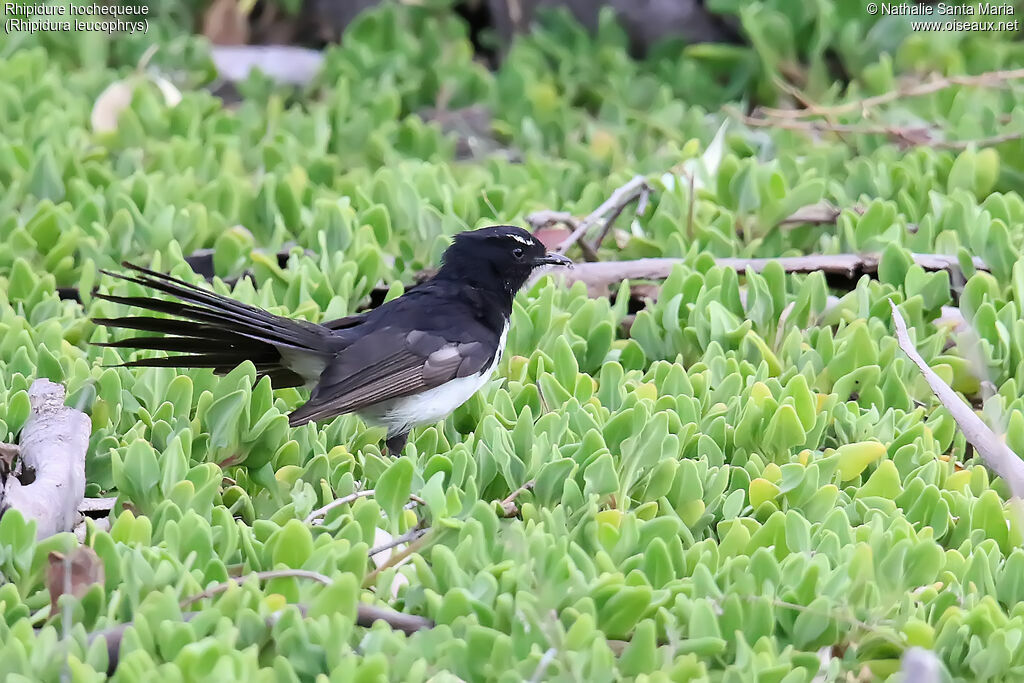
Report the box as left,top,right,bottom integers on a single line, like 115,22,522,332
436,226,573,296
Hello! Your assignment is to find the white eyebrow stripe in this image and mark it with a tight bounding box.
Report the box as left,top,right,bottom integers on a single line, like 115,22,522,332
509,234,534,246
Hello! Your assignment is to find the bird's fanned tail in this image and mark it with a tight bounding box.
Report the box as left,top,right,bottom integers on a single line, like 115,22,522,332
91,262,338,389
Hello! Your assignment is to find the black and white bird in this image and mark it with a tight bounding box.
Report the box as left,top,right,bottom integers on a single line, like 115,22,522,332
91,226,572,455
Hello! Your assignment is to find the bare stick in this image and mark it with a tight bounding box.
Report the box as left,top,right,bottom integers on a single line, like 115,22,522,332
305,489,377,524
178,568,433,633
556,252,989,297
179,569,332,608
760,67,1024,120
890,300,1024,498
0,380,91,539
733,111,1023,150
778,201,842,226
530,175,650,257
363,531,433,588
499,480,536,517
305,489,427,525
88,598,432,674
369,526,428,557
778,202,921,234
526,211,598,261
589,184,651,255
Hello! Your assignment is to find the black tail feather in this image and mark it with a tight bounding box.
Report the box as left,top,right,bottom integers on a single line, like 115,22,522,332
92,263,337,388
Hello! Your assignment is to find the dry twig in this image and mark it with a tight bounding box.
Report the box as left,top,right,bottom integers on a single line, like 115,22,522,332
305,489,427,525
890,300,1024,498
733,111,1023,150
363,531,434,588
761,67,1024,120
179,569,332,608
527,175,651,261
86,595,432,674
498,480,536,517
368,526,428,557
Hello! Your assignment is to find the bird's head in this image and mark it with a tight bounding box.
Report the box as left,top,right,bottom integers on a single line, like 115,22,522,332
437,225,573,295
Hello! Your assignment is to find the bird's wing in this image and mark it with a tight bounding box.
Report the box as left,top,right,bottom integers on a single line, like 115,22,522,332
321,312,367,330
286,326,495,426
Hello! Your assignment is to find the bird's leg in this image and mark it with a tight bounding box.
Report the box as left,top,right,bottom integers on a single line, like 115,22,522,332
385,432,409,457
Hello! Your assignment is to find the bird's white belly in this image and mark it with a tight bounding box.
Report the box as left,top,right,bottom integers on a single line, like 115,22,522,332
360,324,507,437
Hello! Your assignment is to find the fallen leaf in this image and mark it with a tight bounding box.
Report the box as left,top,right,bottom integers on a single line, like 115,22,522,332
91,80,136,133
663,119,729,192
153,77,182,107
202,0,250,46
532,226,572,249
91,76,183,134
47,546,104,614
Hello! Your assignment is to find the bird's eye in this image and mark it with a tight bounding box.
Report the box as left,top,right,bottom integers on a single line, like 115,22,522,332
512,247,524,259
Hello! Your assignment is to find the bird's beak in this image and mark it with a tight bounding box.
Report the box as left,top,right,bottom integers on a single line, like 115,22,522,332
534,252,573,268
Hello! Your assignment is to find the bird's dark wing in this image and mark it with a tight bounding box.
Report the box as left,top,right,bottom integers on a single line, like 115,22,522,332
286,326,495,426
321,312,367,330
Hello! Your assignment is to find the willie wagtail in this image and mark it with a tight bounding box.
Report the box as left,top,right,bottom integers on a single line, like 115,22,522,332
92,226,573,455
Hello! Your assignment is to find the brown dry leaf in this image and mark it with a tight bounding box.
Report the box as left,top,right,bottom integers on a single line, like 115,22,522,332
532,226,572,250
47,546,104,613
202,0,250,46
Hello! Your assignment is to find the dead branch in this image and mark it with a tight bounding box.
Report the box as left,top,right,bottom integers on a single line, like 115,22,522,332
305,489,427,525
778,201,843,226
778,201,919,234
368,526,428,557
86,598,432,674
733,111,1023,150
556,252,988,297
890,300,1024,498
760,67,1024,120
528,175,650,260
0,380,91,539
498,480,536,517
363,531,433,588
179,569,332,608
526,211,597,261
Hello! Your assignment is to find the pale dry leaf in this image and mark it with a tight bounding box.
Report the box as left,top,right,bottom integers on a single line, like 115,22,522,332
153,77,182,107
371,526,411,599
91,80,136,133
663,119,729,192
91,76,182,133
47,546,104,614
370,526,394,569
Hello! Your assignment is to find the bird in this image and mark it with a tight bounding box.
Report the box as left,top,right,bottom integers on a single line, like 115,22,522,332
91,225,573,456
